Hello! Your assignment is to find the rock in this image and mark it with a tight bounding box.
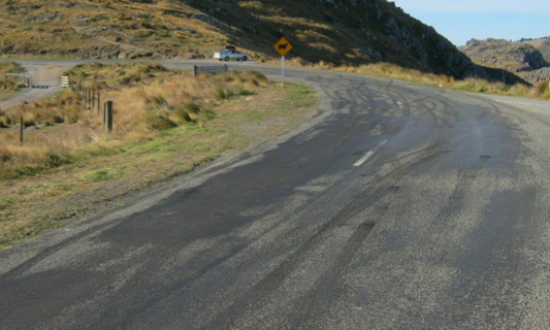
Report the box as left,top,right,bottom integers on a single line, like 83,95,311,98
191,14,213,25
521,67,550,84
24,12,61,23
513,47,547,69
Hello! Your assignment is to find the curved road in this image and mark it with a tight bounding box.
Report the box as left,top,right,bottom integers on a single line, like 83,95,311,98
1,60,550,329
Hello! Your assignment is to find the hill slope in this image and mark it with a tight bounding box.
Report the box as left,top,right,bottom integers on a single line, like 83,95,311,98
461,38,549,84
0,0,522,83
519,37,550,62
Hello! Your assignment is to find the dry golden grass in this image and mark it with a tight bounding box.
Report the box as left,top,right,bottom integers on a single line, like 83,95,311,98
0,64,270,180
0,62,25,100
265,59,550,101
0,74,317,250
0,0,227,60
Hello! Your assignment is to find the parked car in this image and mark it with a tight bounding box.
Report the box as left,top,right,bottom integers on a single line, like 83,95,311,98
214,49,250,62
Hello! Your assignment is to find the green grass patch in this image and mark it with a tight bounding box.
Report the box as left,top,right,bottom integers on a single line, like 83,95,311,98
86,170,115,182
0,198,15,211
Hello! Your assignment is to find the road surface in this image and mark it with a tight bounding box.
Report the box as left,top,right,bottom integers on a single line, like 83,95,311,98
1,59,550,329
0,62,70,109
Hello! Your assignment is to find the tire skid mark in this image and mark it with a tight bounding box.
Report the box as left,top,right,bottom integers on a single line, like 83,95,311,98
82,81,392,328
89,90,371,328
426,155,492,263
202,146,449,330
399,87,459,128
0,221,116,282
286,222,376,330
354,83,413,135
201,189,391,330
96,243,247,330
0,189,200,282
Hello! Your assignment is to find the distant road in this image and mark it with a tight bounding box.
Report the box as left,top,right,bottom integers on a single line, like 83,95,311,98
1,58,550,329
0,61,71,109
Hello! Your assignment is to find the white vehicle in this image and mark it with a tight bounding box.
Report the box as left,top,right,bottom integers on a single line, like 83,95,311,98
214,49,250,62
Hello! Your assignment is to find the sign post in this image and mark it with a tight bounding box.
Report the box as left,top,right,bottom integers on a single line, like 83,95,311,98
274,37,293,86
282,56,285,85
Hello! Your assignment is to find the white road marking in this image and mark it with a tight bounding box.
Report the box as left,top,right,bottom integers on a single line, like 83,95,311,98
354,140,387,167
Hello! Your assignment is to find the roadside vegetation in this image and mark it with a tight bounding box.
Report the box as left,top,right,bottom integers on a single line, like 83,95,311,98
0,62,25,101
0,63,318,250
271,59,550,101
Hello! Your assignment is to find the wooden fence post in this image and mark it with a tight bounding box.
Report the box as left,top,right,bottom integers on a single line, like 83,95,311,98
106,101,113,132
193,65,198,77
92,89,95,109
20,117,24,146
97,90,101,115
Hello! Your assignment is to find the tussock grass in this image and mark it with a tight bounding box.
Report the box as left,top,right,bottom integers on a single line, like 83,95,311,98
0,63,271,181
271,60,550,101
0,62,25,99
67,62,168,90
342,63,550,100
533,80,550,99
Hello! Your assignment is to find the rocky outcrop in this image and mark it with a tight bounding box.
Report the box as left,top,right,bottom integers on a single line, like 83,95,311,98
461,38,549,84
463,38,548,70
519,37,550,64
522,67,550,84
514,47,547,69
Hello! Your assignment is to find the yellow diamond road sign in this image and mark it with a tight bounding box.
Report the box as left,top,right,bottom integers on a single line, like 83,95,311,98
274,37,293,57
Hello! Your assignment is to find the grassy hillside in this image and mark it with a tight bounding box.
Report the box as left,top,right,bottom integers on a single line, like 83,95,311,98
521,37,550,62
0,0,522,83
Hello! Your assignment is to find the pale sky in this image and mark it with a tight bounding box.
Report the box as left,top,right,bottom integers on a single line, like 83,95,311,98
392,0,550,46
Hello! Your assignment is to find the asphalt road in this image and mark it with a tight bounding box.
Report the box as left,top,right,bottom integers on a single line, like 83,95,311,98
2,59,550,329
0,62,70,109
